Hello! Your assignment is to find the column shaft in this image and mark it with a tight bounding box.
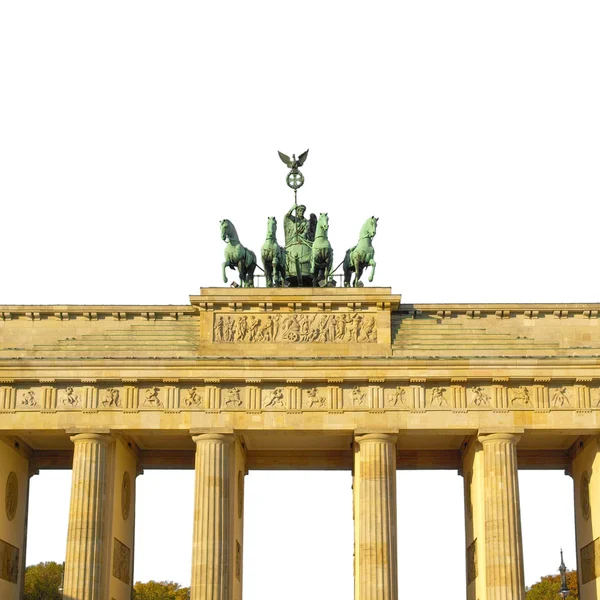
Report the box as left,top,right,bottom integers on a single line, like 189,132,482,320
191,434,234,600
478,433,525,600
354,433,398,600
63,433,111,600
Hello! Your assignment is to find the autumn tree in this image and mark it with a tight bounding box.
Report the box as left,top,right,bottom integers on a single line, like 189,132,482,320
526,570,579,600
133,580,190,600
23,561,64,600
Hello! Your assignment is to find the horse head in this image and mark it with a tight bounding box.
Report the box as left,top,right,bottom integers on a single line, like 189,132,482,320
360,216,378,239
317,213,329,234
220,219,237,243
266,216,277,238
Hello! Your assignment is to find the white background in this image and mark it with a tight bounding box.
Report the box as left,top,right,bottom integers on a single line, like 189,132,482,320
2,1,599,597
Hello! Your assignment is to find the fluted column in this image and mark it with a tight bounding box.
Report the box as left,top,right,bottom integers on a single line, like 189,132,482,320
478,433,525,600
191,433,234,600
354,433,398,600
63,433,111,600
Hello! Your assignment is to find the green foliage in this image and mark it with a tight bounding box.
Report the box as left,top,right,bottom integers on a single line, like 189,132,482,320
526,570,579,600
23,561,64,600
133,580,190,600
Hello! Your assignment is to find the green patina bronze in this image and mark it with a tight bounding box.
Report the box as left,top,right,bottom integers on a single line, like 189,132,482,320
220,219,257,288
218,152,379,288
261,217,286,287
343,217,378,287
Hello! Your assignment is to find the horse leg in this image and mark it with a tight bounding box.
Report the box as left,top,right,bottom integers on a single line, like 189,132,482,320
353,257,361,287
238,261,246,287
297,256,303,287
222,262,228,284
247,263,255,288
368,259,376,283
265,260,273,288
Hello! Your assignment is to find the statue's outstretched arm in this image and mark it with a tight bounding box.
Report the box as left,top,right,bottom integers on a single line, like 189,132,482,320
286,204,297,218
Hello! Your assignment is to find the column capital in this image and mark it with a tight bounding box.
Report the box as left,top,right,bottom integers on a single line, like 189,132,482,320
477,432,521,445
192,432,236,445
355,432,398,445
70,432,112,445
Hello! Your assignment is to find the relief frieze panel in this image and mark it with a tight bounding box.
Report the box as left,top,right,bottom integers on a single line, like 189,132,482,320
213,312,377,344
0,538,19,584
2,382,600,414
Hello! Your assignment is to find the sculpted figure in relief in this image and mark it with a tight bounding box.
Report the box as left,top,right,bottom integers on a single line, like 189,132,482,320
102,388,120,408
62,386,80,407
511,386,531,406
213,312,377,344
184,387,203,407
430,387,448,406
21,390,36,407
472,386,490,406
388,387,407,407
264,388,284,408
306,387,325,407
351,386,366,406
144,387,162,407
552,387,570,407
224,387,243,407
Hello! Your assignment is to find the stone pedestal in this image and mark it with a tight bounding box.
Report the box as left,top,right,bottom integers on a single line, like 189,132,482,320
191,433,246,600
571,436,600,599
353,433,398,600
468,433,525,600
63,433,111,600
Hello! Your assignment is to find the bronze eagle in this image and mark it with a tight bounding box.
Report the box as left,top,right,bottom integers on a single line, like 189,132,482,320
278,149,309,170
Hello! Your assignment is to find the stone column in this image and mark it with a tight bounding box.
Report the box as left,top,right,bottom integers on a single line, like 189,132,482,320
477,433,525,600
353,433,398,600
63,433,111,600
191,433,235,600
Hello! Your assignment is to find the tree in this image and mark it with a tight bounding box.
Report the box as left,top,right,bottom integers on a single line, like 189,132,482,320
23,561,63,600
133,580,190,600
526,570,579,600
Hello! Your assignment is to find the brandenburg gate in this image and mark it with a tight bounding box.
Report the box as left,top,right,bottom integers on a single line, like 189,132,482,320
2,286,600,599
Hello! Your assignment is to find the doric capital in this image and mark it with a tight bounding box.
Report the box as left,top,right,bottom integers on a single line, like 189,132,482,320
477,432,521,446
355,432,397,445
192,433,236,445
70,432,112,445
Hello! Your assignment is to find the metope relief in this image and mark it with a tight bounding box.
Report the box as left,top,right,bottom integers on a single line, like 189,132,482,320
183,387,204,407
349,386,367,407
305,387,326,408
223,387,243,408
386,387,408,408
552,387,570,407
61,386,81,407
470,386,491,407
213,312,377,343
102,388,121,408
143,387,162,407
20,389,37,407
511,386,532,407
429,387,449,407
263,388,284,408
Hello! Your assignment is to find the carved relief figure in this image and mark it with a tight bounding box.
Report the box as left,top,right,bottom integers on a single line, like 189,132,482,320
472,386,490,406
351,386,366,406
552,387,570,407
430,387,448,406
213,312,378,344
184,387,203,407
112,538,131,584
144,387,162,407
21,390,36,406
62,386,80,407
263,388,284,408
388,387,407,407
224,387,243,407
0,540,19,584
511,386,531,406
5,472,18,521
102,387,120,408
306,387,325,407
